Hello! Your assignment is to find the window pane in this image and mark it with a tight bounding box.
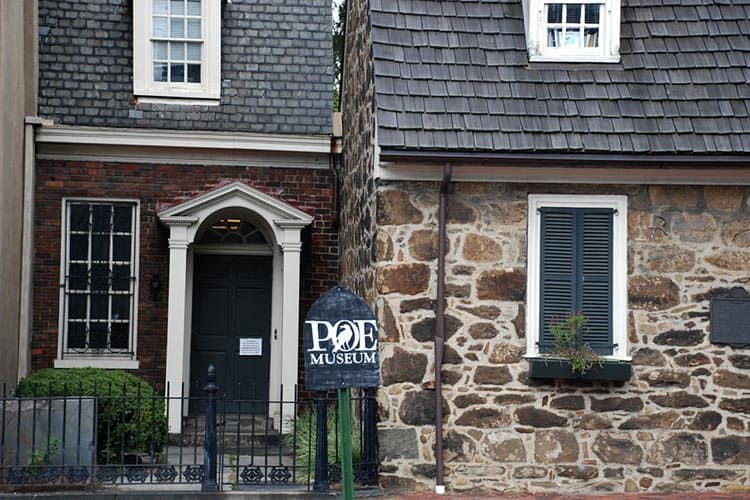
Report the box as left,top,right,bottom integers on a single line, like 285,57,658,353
187,19,201,39
153,0,168,14
187,64,201,83
187,0,201,16
110,323,129,350
547,28,562,47
91,234,110,261
171,63,185,82
70,204,89,231
91,205,110,232
70,234,88,261
170,18,185,38
91,264,110,291
153,63,168,81
112,265,131,291
153,41,168,60
585,4,600,24
90,295,109,319
112,296,130,321
113,206,133,233
566,4,582,23
171,42,185,60
67,322,86,349
547,4,562,23
171,0,185,15
564,29,581,47
584,28,599,47
187,42,201,61
88,323,107,349
69,263,88,290
153,17,168,37
68,295,87,320
113,235,131,262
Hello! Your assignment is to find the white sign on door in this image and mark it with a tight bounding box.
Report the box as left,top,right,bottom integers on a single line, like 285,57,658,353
239,337,262,356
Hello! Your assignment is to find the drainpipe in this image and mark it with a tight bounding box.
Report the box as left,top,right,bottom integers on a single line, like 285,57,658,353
434,162,452,494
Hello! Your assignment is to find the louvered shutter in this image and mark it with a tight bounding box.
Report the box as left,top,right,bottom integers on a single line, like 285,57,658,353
539,207,614,354
579,209,613,353
539,209,576,352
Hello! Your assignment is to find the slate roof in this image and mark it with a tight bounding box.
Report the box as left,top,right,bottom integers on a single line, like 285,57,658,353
38,0,332,135
371,0,750,154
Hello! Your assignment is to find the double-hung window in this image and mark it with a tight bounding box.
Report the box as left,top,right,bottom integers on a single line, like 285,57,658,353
524,0,620,62
56,200,140,369
526,195,628,360
133,0,221,101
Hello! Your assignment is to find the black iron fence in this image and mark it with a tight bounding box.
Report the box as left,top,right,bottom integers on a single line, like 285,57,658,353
0,367,379,491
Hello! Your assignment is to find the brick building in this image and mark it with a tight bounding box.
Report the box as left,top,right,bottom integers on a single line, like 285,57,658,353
340,0,750,494
29,0,336,431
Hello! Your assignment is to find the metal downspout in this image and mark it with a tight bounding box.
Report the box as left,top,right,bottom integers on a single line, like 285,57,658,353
434,162,452,494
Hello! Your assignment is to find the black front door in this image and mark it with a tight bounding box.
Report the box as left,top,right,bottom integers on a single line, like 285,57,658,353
190,254,272,413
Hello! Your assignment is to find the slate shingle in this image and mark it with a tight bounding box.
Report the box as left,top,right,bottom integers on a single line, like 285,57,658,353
372,0,750,154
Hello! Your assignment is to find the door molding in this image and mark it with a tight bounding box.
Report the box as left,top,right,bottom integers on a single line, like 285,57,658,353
159,182,313,432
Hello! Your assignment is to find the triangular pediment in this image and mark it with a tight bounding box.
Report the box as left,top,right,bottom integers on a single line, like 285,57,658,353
158,182,313,226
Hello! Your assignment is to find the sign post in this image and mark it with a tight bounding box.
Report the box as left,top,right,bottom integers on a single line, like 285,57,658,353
303,286,381,500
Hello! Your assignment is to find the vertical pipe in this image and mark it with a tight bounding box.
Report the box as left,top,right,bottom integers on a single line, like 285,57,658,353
361,387,377,485
313,391,329,492
434,162,451,494
202,364,218,492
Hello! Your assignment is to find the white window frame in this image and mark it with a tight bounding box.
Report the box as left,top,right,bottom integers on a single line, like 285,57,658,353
526,194,629,360
524,0,620,63
133,0,221,101
55,198,141,369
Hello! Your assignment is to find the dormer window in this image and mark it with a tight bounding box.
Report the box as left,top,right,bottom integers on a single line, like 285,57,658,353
133,0,221,102
524,0,620,63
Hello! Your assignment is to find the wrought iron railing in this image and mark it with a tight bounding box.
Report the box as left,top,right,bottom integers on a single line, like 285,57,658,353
0,367,379,491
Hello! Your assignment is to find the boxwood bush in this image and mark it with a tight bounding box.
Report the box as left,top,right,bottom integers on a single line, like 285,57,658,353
15,368,167,462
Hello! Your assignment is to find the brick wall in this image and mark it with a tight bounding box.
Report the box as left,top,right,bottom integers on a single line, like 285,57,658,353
33,159,338,389
37,0,332,134
372,181,750,494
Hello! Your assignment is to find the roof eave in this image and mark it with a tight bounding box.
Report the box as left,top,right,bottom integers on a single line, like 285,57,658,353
378,149,750,167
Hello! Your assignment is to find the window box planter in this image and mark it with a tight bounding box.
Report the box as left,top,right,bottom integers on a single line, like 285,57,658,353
528,357,631,382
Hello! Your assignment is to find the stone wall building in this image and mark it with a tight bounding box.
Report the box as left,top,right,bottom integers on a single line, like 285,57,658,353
29,0,336,431
340,0,750,494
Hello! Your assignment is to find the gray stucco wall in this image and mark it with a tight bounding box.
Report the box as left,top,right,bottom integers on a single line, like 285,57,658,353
37,0,332,134
0,0,37,385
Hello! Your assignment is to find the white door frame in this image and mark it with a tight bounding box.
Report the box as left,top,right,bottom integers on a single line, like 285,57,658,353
158,182,312,432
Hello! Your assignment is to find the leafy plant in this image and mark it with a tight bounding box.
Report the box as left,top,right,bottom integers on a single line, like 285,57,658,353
15,368,167,462
547,313,603,375
284,403,361,483
28,437,60,468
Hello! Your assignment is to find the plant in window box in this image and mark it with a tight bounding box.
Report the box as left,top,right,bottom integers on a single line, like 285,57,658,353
529,313,631,382
546,313,603,375
529,313,631,381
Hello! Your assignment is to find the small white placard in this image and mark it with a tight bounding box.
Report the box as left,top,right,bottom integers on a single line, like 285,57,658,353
239,337,262,356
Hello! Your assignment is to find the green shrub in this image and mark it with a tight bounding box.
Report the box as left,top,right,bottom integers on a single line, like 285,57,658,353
15,368,167,462
284,403,361,483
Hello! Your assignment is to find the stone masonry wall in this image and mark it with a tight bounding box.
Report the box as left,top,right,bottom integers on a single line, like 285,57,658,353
374,181,750,494
33,159,338,388
338,0,377,304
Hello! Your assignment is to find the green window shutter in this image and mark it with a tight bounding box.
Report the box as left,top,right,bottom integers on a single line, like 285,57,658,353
539,207,614,354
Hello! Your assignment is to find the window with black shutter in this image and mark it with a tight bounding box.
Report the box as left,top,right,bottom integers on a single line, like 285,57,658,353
538,207,614,355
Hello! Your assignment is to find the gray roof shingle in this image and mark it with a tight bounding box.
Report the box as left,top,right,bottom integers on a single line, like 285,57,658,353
371,0,750,154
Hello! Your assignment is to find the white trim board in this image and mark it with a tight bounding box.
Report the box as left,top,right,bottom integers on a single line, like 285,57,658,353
36,143,330,169
377,161,750,185
36,125,332,154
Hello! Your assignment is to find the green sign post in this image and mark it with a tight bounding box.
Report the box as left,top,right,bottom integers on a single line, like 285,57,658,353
338,388,354,500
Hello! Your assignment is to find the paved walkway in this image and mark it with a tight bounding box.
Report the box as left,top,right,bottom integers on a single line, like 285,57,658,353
382,494,750,500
